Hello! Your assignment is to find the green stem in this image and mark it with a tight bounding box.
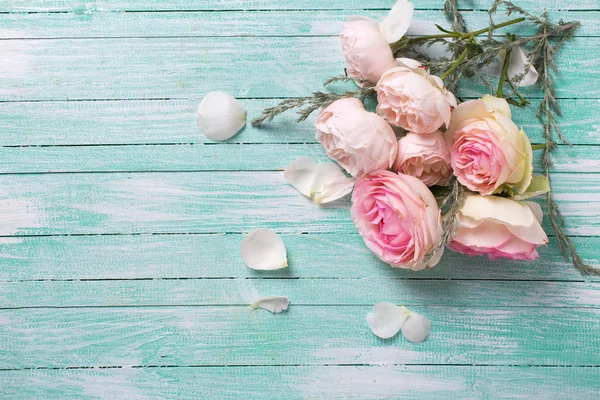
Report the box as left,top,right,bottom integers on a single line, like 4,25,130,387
467,17,526,37
531,143,546,150
496,48,512,97
440,46,468,80
506,78,530,106
390,17,526,55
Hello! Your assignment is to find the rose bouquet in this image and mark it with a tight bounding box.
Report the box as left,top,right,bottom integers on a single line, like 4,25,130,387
251,0,598,276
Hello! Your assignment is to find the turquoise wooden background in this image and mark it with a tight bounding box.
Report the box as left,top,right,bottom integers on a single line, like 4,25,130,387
1,0,599,398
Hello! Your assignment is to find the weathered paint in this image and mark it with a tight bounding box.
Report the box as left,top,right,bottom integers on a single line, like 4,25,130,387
1,1,599,398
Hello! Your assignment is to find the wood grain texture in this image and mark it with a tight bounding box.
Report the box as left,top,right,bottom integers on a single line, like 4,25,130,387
2,366,600,399
1,234,596,282
2,0,600,397
0,143,594,174
2,279,600,308
0,172,597,236
1,0,597,12
1,98,599,147
1,306,599,369
1,10,597,39
0,36,598,101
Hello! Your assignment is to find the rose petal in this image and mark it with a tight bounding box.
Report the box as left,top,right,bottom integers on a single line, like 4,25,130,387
312,163,355,204
196,91,246,141
379,0,414,42
481,94,512,119
283,156,318,197
512,175,550,200
401,311,431,343
366,302,409,339
240,229,288,270
284,157,354,204
249,296,290,313
507,47,539,87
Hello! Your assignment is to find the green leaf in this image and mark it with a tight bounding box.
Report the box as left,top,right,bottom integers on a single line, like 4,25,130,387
465,43,484,58
435,24,455,34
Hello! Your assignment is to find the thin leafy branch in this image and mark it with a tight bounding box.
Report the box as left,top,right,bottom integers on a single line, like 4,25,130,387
426,178,466,264
251,84,375,127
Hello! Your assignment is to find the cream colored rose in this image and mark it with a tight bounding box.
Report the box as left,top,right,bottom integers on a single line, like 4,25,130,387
446,95,533,196
449,194,548,260
376,58,457,134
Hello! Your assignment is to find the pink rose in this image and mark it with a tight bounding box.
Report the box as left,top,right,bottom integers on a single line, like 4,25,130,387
449,194,549,260
340,1,414,83
315,98,398,178
351,170,443,270
447,95,533,196
340,19,397,83
377,58,457,134
394,131,452,186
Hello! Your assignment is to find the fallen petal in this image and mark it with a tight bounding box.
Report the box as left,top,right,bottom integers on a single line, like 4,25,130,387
197,91,246,141
312,163,355,204
379,0,414,43
250,296,290,313
401,311,431,343
507,47,539,87
283,157,318,197
367,302,409,339
284,157,354,204
240,228,288,270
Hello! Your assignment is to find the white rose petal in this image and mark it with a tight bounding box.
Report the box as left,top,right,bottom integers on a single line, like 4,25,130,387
197,91,246,141
379,0,414,43
366,302,409,339
506,47,539,87
283,156,318,197
249,296,290,313
401,311,431,343
240,228,288,270
284,157,355,204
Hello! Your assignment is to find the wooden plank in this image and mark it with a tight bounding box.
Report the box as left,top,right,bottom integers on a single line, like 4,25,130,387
1,10,596,39
1,234,597,282
1,366,599,399
1,0,596,12
1,306,599,369
1,279,599,308
0,143,594,174
1,98,598,147
0,36,597,101
0,172,597,237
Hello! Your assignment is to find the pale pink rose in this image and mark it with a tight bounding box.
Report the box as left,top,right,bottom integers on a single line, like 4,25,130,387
315,98,398,178
351,170,443,270
340,19,397,83
448,194,548,260
394,131,452,186
340,1,414,83
377,58,457,134
447,95,533,196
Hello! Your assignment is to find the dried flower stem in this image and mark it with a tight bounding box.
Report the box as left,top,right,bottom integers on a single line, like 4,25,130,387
427,178,466,263
251,85,375,127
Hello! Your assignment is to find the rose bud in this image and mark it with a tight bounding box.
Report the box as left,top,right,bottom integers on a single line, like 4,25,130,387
394,131,452,186
377,58,457,134
340,0,414,83
315,98,398,178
